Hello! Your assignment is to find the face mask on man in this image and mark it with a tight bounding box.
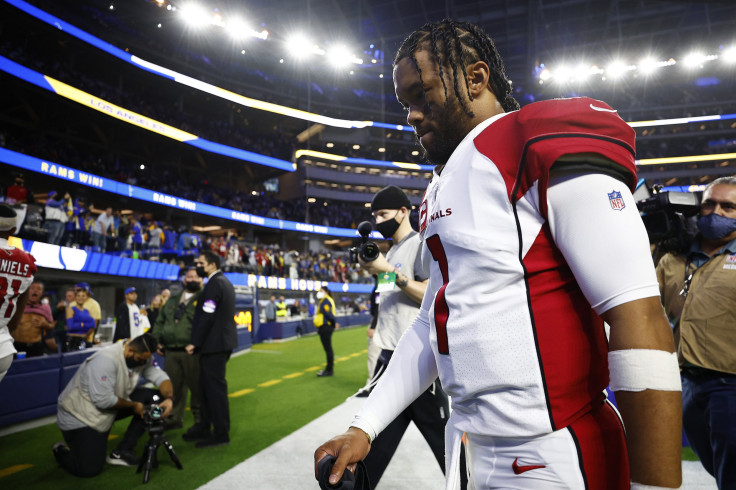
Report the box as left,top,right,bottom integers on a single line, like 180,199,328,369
375,211,403,239
697,213,736,240
126,354,147,369
184,281,201,292
195,266,207,278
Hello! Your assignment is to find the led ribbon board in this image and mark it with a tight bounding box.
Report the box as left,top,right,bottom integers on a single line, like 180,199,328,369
7,236,180,280
4,0,410,132
224,272,374,294
0,55,295,172
0,147,382,239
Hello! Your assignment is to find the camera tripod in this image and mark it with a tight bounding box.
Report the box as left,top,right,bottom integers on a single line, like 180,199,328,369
136,422,183,483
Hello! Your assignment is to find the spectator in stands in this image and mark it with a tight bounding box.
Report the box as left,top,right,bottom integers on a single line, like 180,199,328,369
264,295,277,322
114,287,144,342
65,288,95,351
11,281,54,358
147,221,162,252
152,268,203,431
129,217,143,257
43,191,67,245
147,294,163,327
162,225,177,261
5,174,29,204
61,192,75,247
53,333,174,475
91,207,115,252
72,198,88,247
54,289,74,352
75,282,101,337
161,288,171,305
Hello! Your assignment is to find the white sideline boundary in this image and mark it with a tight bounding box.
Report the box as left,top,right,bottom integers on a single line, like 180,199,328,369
200,397,717,490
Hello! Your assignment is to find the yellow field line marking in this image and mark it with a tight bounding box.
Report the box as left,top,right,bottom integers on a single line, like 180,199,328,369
258,379,282,388
283,372,304,379
229,388,255,397
0,464,33,478
335,356,350,362
305,366,322,372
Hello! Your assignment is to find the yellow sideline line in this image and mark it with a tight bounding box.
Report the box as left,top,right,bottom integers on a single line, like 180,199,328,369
258,379,282,388
229,388,255,398
283,372,304,379
305,366,323,372
0,464,33,478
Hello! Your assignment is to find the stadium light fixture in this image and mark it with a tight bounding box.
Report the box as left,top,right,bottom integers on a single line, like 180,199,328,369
553,65,572,84
638,57,659,74
683,52,706,68
722,46,736,63
179,4,210,28
605,61,628,79
286,34,314,59
225,18,249,39
539,68,551,81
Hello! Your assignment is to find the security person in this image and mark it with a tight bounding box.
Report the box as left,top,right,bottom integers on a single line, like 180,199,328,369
314,286,338,377
184,250,237,448
657,176,736,489
152,268,203,431
276,295,288,318
357,185,451,487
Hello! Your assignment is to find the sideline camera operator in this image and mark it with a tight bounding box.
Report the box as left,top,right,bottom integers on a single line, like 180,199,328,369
656,176,736,488
52,333,174,477
355,185,451,487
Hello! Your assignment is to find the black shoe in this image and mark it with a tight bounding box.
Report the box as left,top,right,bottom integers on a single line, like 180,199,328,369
182,425,211,442
52,441,69,464
195,434,230,448
317,370,333,377
106,449,140,466
355,388,370,398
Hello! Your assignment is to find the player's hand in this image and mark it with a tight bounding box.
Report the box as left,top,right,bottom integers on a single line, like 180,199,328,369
156,344,166,356
133,402,146,418
159,398,173,419
314,427,371,485
335,323,341,330
367,328,374,339
358,253,391,276
185,344,195,355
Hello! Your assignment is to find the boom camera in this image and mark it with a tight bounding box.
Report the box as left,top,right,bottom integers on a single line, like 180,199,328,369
349,221,380,263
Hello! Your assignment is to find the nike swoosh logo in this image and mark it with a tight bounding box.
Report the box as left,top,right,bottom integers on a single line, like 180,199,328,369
512,458,546,475
590,103,618,113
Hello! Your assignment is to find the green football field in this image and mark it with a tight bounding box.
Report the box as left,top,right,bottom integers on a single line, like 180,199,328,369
0,325,699,489
0,326,372,490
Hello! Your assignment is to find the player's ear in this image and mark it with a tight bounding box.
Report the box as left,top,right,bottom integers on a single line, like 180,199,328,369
466,61,490,97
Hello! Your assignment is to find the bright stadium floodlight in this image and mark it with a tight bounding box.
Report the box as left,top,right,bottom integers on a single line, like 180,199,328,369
572,64,590,81
180,4,209,28
683,52,706,68
722,46,736,63
286,35,318,59
225,18,249,39
606,61,627,79
554,65,571,84
638,57,660,74
539,68,551,81
327,45,353,67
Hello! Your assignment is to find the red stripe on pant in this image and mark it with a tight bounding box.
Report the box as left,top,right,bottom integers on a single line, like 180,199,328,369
569,402,629,490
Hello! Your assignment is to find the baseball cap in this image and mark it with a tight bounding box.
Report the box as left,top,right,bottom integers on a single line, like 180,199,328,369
48,190,57,198
125,287,137,295
75,282,93,296
0,205,18,231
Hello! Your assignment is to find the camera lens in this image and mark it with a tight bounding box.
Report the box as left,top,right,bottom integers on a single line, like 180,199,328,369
360,242,380,262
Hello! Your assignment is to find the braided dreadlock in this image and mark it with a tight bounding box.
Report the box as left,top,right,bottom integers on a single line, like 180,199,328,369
394,19,520,117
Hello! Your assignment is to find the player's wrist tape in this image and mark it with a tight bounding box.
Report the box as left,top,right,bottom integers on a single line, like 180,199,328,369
630,482,680,490
608,349,681,392
350,416,377,444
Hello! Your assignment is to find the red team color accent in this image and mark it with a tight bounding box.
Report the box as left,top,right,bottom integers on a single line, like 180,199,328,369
511,458,546,475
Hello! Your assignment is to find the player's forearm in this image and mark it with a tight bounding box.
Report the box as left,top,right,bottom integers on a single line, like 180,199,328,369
615,390,682,487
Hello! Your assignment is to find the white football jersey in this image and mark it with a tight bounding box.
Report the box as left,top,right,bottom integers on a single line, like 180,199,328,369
417,97,654,437
0,238,37,357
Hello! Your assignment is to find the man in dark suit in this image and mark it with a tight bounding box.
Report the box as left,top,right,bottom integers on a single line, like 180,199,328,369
183,250,237,448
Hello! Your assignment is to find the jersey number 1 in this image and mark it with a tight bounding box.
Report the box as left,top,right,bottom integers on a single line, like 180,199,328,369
426,234,450,355
0,277,23,319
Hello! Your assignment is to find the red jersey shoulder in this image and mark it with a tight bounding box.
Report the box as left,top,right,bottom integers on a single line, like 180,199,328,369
0,247,37,278
514,97,635,150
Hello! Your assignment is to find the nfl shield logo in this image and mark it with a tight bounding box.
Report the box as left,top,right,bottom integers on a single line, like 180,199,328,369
608,190,625,211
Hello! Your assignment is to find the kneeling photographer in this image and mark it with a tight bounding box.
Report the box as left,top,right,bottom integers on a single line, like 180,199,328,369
53,333,174,477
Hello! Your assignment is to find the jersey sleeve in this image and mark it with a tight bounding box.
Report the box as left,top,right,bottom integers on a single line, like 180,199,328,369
351,297,437,440
546,172,660,314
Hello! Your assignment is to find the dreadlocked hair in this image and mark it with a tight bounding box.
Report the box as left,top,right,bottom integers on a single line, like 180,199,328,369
394,19,520,116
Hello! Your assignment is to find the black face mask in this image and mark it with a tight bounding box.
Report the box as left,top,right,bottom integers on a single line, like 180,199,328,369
126,355,147,369
375,211,403,239
184,281,201,292
195,266,207,278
